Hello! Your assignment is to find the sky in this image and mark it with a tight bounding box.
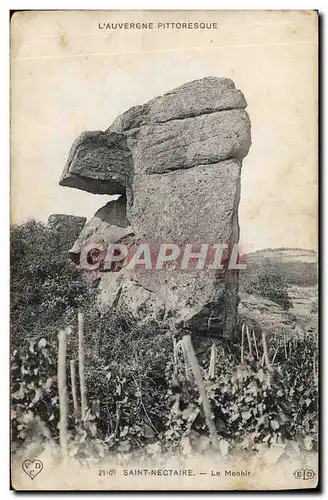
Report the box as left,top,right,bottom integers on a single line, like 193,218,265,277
10,10,318,253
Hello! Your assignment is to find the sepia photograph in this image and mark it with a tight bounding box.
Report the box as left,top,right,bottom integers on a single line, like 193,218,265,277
10,9,318,491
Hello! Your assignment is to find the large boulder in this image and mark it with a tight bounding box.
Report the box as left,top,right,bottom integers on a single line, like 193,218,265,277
59,77,250,202
117,110,250,176
128,160,242,334
59,77,251,338
59,131,132,196
129,160,241,244
109,77,247,130
69,196,133,260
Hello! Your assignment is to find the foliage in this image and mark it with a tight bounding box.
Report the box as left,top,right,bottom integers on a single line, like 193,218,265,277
244,249,317,287
11,337,59,452
10,220,317,462
160,335,318,457
310,298,318,314
240,258,292,310
11,306,173,460
11,323,318,461
81,311,172,455
10,220,94,348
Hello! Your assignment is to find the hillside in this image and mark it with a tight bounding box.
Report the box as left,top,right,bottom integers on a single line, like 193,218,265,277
242,248,318,287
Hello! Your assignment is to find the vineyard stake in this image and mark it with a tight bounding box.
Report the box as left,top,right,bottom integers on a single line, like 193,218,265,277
252,329,259,360
172,336,178,366
313,352,317,384
241,323,245,363
208,341,217,379
78,310,87,421
284,333,288,359
58,328,68,458
182,334,220,451
246,325,253,358
271,345,279,364
261,330,270,367
70,359,79,420
180,340,192,381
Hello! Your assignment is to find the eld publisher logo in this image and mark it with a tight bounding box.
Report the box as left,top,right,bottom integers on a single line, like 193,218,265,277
293,468,315,480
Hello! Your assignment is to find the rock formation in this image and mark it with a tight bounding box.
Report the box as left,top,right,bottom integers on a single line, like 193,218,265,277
69,196,133,261
59,77,251,338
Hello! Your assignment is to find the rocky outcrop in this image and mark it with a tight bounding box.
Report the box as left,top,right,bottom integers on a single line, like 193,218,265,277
59,77,251,337
69,196,133,260
59,131,132,195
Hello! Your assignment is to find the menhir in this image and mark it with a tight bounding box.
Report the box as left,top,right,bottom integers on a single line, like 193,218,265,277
59,77,251,338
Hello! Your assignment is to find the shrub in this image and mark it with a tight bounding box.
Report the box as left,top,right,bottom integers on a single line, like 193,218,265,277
11,325,318,460
10,220,94,348
160,335,318,456
11,337,59,452
240,258,292,310
10,221,317,461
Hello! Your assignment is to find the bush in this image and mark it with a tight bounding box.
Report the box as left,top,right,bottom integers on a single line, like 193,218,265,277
10,220,94,349
161,337,318,458
11,322,318,461
10,220,317,462
240,258,292,310
11,337,59,452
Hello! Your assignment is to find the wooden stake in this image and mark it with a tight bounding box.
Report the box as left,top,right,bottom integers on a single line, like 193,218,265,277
284,333,288,359
182,334,220,451
58,328,68,458
271,345,279,364
241,323,245,363
208,342,217,379
252,329,259,360
246,325,253,358
172,336,178,366
70,359,79,420
78,310,87,421
262,331,270,367
178,339,191,381
267,371,272,390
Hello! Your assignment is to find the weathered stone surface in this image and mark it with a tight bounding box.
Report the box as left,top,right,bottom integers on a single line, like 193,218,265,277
129,160,241,244
59,131,132,195
98,271,165,325
125,110,250,175
69,196,133,257
59,77,251,337
60,77,250,192
126,159,241,334
109,77,247,131
108,77,250,176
